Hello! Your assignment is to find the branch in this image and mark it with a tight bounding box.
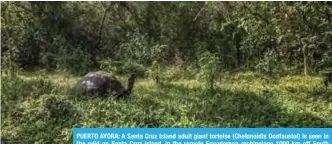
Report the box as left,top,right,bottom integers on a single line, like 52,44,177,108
193,2,205,22
96,3,112,48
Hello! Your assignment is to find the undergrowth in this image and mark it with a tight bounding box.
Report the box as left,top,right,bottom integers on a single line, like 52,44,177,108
1,70,332,143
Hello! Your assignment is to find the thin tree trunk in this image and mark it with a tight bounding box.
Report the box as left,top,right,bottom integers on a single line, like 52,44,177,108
236,45,241,67
96,3,112,48
303,45,308,76
92,3,112,67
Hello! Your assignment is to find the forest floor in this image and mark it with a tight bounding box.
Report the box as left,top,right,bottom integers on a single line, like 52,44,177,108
1,70,332,143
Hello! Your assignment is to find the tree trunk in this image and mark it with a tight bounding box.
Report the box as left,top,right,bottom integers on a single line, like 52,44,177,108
236,45,241,67
96,3,112,48
92,3,112,68
303,45,308,76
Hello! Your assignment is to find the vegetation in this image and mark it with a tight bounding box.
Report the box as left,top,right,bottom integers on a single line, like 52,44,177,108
2,70,332,143
2,2,332,74
1,1,332,143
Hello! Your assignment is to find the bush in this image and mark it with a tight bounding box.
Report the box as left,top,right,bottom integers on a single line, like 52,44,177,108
196,52,221,93
117,60,147,77
100,58,147,77
146,60,171,86
99,58,121,73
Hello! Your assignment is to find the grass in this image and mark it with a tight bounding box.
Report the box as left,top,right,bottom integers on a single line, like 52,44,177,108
1,70,332,143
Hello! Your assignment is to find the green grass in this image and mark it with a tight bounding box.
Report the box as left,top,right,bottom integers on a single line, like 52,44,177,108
1,70,332,143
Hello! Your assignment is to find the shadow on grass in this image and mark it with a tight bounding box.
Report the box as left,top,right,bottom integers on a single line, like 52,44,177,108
146,83,332,127
309,87,332,102
68,89,134,103
3,82,330,143
2,94,78,143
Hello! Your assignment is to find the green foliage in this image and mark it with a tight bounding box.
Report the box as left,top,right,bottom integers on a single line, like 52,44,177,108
233,72,266,83
255,51,283,76
146,60,171,86
1,72,54,103
146,61,168,86
2,2,332,74
57,47,95,75
2,2,332,142
2,94,75,143
116,31,168,65
99,58,122,73
197,52,221,93
147,62,198,87
2,71,332,143
100,58,147,77
163,66,198,81
116,31,151,64
43,95,76,123
117,60,148,77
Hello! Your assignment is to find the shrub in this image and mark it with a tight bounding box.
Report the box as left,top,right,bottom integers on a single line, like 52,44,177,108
196,51,221,93
117,60,147,77
99,58,121,73
146,60,171,86
100,58,147,77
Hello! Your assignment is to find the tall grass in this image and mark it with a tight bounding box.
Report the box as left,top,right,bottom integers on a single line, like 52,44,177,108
1,70,331,143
